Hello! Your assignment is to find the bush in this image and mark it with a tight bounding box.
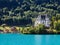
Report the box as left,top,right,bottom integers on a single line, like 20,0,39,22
29,24,46,34
55,20,60,30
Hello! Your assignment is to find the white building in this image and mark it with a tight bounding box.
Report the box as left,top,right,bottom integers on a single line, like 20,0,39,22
34,14,51,27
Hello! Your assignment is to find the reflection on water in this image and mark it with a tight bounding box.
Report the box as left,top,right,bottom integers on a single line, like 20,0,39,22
35,35,42,45
0,34,60,45
35,35,60,45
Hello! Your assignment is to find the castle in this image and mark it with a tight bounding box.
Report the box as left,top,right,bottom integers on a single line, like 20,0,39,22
34,14,51,27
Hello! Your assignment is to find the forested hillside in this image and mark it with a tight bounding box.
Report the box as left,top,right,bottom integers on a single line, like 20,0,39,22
0,0,60,34
0,0,60,26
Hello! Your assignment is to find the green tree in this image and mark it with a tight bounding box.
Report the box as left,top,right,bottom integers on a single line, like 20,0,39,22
55,20,60,30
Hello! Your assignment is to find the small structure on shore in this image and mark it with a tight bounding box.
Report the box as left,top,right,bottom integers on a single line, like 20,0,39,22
34,14,51,27
11,26,18,33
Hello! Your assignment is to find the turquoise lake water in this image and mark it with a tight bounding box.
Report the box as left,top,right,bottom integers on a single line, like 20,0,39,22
0,34,60,45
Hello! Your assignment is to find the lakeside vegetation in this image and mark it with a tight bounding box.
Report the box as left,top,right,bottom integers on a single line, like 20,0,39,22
0,0,60,34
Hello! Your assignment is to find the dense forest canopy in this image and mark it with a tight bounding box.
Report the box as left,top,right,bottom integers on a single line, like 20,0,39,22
0,0,60,34
0,0,60,26
0,0,60,8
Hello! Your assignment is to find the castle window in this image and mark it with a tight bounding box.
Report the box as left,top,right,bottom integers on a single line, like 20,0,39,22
41,15,46,20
